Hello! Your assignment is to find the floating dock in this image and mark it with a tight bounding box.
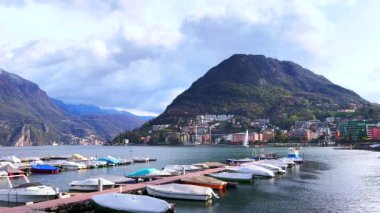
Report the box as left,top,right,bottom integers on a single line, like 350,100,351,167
0,167,227,213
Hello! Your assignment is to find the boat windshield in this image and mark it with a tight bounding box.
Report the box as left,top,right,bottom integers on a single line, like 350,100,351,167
13,182,43,188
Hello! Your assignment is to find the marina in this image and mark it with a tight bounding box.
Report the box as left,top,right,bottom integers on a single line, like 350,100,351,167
0,146,379,212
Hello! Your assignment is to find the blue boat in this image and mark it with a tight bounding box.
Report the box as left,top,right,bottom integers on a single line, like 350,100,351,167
127,168,159,177
31,164,60,174
287,148,304,163
97,156,120,165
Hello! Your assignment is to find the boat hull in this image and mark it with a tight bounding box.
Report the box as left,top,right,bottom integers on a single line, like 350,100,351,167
208,173,252,183
31,168,59,174
0,189,57,203
69,185,114,192
181,182,227,190
0,194,57,203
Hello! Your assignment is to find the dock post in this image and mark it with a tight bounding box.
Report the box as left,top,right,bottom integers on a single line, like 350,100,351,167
98,179,103,192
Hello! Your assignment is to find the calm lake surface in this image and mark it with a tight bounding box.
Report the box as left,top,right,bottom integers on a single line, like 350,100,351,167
0,145,379,212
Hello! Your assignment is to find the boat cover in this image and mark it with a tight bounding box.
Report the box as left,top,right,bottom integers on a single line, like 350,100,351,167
69,154,88,161
227,164,275,177
128,168,171,177
92,193,172,213
0,163,22,173
198,162,226,168
147,183,213,196
97,157,120,164
97,175,136,184
164,165,201,171
31,164,59,171
70,178,114,186
181,175,227,186
0,156,21,163
209,172,252,180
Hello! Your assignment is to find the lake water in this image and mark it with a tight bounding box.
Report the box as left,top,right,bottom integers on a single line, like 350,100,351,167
0,145,379,212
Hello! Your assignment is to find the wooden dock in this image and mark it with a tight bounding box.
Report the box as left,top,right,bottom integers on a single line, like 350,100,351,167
0,167,227,213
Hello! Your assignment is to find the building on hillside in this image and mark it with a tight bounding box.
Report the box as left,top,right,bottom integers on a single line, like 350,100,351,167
339,121,377,141
366,123,380,140
290,128,311,142
179,133,190,143
262,131,274,141
152,124,170,131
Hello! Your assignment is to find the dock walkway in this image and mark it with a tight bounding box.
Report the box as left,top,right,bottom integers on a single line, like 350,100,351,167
1,167,227,213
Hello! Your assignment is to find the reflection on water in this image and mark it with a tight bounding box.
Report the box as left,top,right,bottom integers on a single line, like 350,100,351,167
0,146,379,212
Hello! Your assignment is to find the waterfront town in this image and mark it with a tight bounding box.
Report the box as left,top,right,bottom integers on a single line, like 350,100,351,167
125,106,380,146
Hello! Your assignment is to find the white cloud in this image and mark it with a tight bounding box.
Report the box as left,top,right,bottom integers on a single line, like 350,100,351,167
0,0,380,116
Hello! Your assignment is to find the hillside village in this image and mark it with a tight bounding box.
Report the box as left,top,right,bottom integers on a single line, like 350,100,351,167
116,103,380,146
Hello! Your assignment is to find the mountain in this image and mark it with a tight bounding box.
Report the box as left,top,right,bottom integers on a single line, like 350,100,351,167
51,99,154,121
51,100,152,140
0,68,151,146
0,69,99,146
150,54,371,128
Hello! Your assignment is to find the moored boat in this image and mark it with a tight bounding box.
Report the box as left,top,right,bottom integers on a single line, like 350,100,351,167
0,155,21,164
31,164,60,174
132,157,150,163
97,156,120,165
227,164,275,178
127,168,171,178
97,175,136,185
92,193,174,213
70,178,115,192
181,175,227,190
246,161,286,174
62,161,87,170
0,175,59,203
208,172,253,183
287,147,304,163
146,183,217,201
163,165,202,172
225,158,254,165
0,163,25,176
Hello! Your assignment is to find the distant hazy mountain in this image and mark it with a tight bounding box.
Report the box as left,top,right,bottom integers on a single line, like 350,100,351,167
0,69,98,146
51,99,153,140
51,99,154,120
150,54,371,128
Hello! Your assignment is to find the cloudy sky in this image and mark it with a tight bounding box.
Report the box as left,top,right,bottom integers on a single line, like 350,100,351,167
0,0,379,116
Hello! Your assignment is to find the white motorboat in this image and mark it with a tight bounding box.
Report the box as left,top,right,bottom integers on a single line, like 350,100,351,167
0,175,59,203
260,159,289,170
247,161,286,174
70,178,115,191
132,157,150,163
164,165,202,172
227,164,275,178
146,183,217,201
62,161,87,170
0,155,21,163
225,158,255,164
85,160,107,168
279,157,296,167
287,148,304,163
208,172,253,183
92,193,174,213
